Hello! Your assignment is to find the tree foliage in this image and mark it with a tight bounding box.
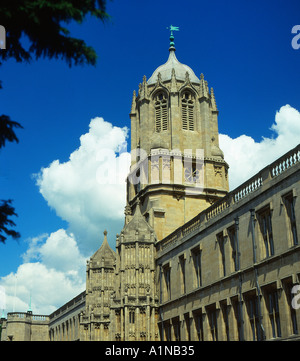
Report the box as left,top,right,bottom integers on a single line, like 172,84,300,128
0,0,109,66
0,115,23,149
0,200,21,243
0,0,110,243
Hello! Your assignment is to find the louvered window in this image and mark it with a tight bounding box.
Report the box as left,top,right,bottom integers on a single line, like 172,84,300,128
182,92,194,131
154,92,168,132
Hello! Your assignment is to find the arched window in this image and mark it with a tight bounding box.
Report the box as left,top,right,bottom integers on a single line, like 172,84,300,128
154,91,168,132
181,91,194,131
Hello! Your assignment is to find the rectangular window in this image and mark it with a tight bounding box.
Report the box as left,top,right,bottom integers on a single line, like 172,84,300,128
179,255,186,294
283,280,298,335
129,310,135,324
232,297,243,341
193,310,204,341
184,313,191,341
173,317,181,341
163,264,171,301
164,321,171,341
217,232,226,277
266,287,281,338
220,301,230,341
258,207,274,258
283,193,298,246
245,293,261,341
207,305,218,341
192,247,202,288
228,226,239,272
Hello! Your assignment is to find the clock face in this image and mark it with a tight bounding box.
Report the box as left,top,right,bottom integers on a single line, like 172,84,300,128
184,167,200,183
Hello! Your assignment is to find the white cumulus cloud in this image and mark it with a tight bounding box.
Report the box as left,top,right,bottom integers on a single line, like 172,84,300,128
35,117,131,253
22,229,86,274
220,104,300,189
1,117,132,315
0,229,86,315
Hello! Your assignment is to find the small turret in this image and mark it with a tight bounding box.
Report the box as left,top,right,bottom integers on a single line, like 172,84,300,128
211,87,217,111
89,230,116,269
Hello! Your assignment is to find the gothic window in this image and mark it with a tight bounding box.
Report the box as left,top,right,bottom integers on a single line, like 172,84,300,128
181,91,195,131
154,91,168,132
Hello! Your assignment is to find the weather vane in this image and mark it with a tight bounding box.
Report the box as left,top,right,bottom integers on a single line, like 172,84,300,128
167,25,179,50
167,25,180,35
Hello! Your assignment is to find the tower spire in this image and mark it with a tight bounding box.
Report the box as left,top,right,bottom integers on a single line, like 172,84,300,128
167,25,179,51
103,229,108,244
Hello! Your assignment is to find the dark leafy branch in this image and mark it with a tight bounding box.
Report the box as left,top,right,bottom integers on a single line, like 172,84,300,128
0,200,21,243
0,115,23,149
0,0,111,243
0,0,110,66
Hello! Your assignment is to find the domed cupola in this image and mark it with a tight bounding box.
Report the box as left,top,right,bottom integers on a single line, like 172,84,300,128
147,49,200,85
147,26,199,85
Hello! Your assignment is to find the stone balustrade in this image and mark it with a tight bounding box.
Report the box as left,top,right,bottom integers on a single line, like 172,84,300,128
158,143,300,252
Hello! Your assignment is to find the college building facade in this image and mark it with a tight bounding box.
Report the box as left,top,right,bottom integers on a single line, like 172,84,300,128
1,35,299,341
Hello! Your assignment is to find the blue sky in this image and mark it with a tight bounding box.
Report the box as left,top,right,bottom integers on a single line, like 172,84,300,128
0,0,300,314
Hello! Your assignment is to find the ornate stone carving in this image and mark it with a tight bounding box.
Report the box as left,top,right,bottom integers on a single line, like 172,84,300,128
214,165,223,177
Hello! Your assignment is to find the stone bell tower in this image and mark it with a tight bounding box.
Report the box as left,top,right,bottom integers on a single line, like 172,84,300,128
126,28,229,240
